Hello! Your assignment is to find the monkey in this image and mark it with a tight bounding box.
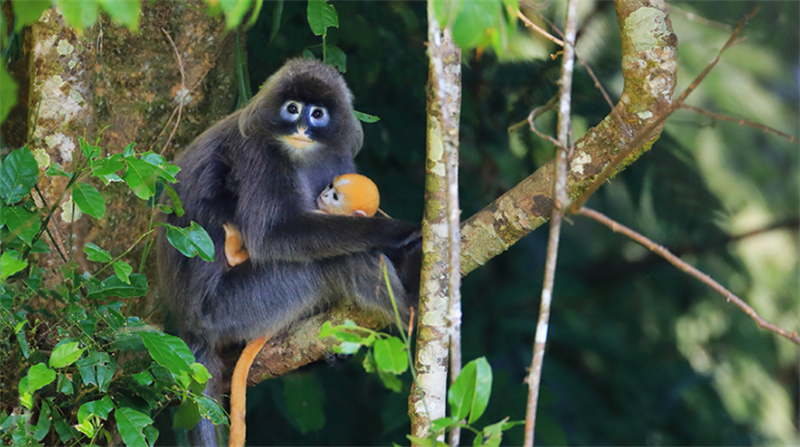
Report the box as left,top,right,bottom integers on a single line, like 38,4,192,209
223,176,380,446
222,173,380,268
156,59,421,447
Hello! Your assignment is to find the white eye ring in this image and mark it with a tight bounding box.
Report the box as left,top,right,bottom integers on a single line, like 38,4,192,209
281,101,302,122
308,106,329,127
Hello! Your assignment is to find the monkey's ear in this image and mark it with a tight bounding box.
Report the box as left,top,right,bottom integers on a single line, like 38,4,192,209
351,209,368,217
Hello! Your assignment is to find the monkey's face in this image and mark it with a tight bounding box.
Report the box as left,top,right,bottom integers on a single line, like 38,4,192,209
316,181,351,215
277,99,331,155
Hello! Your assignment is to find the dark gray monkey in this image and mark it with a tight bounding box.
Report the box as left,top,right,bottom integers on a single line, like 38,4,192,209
157,59,421,446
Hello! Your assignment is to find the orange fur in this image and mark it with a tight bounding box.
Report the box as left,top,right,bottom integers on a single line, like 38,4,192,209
228,335,269,447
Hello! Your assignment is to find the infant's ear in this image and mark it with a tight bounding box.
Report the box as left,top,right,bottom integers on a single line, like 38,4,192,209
351,210,368,217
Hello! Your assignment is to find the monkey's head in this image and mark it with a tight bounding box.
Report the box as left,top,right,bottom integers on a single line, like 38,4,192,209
239,58,364,161
317,173,380,217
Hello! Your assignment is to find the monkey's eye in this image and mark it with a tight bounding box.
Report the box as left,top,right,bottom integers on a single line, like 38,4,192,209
308,106,329,127
281,101,302,122
332,193,339,201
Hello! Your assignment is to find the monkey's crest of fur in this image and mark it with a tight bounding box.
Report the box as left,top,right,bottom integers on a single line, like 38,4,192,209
238,58,364,157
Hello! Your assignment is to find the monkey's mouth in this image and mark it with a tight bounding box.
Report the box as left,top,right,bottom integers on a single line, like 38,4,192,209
283,133,314,149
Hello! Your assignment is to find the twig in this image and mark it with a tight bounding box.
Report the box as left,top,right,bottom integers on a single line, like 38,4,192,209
524,1,577,446
160,28,186,155
569,6,760,214
508,94,557,134
666,3,733,32
679,104,798,144
578,207,800,346
517,10,564,47
527,102,561,147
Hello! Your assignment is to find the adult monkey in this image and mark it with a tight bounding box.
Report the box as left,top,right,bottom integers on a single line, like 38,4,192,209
157,59,421,446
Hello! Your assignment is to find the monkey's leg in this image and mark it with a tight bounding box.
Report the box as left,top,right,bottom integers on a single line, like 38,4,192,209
223,223,250,267
228,335,270,447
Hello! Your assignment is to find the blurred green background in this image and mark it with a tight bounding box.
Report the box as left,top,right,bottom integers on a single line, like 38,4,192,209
195,1,799,445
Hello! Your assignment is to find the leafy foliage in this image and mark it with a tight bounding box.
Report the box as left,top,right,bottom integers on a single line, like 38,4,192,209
0,139,219,446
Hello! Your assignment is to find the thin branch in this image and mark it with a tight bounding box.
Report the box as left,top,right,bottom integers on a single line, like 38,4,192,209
517,10,564,46
578,207,800,346
666,3,733,32
679,104,798,144
569,6,760,214
160,28,186,155
524,1,577,446
508,94,557,134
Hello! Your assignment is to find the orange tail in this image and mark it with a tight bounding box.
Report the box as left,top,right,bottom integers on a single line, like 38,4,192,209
228,335,269,447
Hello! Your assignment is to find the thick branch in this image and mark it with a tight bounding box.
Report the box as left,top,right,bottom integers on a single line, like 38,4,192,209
246,0,678,384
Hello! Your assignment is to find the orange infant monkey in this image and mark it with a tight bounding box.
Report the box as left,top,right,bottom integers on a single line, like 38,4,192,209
223,173,379,268
225,173,379,447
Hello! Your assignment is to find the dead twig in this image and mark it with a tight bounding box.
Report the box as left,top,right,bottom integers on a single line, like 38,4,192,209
579,207,800,346
160,28,186,155
679,104,798,144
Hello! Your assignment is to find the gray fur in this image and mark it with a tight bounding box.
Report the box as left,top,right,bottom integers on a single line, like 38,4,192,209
156,59,420,446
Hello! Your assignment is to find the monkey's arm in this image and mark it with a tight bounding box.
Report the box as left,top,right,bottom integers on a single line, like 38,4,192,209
244,212,420,263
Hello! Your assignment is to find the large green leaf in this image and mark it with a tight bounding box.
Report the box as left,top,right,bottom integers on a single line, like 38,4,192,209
139,331,195,376
0,250,28,281
373,337,408,375
113,261,133,284
116,407,153,447
11,0,50,32
49,341,86,369
56,0,99,31
27,363,56,393
124,157,158,199
77,396,114,424
76,351,116,393
72,182,106,220
163,221,215,262
325,43,346,73
468,357,492,424
307,0,338,36
173,400,201,431
448,359,477,422
0,206,41,245
451,0,500,50
84,242,112,263
0,148,39,205
140,152,180,183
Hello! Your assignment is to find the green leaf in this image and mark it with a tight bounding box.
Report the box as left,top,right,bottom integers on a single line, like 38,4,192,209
140,152,180,183
283,373,325,434
354,111,380,123
77,396,114,424
0,65,18,123
112,261,133,284
451,0,500,50
139,331,195,376
90,153,125,177
480,418,509,447
76,351,116,393
99,0,140,31
162,183,184,217
57,373,74,394
49,341,85,368
377,368,403,392
79,137,101,160
27,363,56,393
1,147,39,205
85,242,112,263
173,400,202,431
219,0,253,29
468,357,493,424
268,0,284,43
11,0,51,32
448,359,477,422
194,394,227,425
163,221,215,262
46,163,73,178
325,44,346,73
57,0,99,31
307,0,338,36
87,273,148,298
373,337,408,374
124,156,158,199
1,206,41,245
116,407,153,447
34,400,52,441
1,250,28,281
53,410,77,443
72,182,106,219
430,416,456,432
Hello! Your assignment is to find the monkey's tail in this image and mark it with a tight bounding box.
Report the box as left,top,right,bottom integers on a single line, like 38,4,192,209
228,335,269,447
